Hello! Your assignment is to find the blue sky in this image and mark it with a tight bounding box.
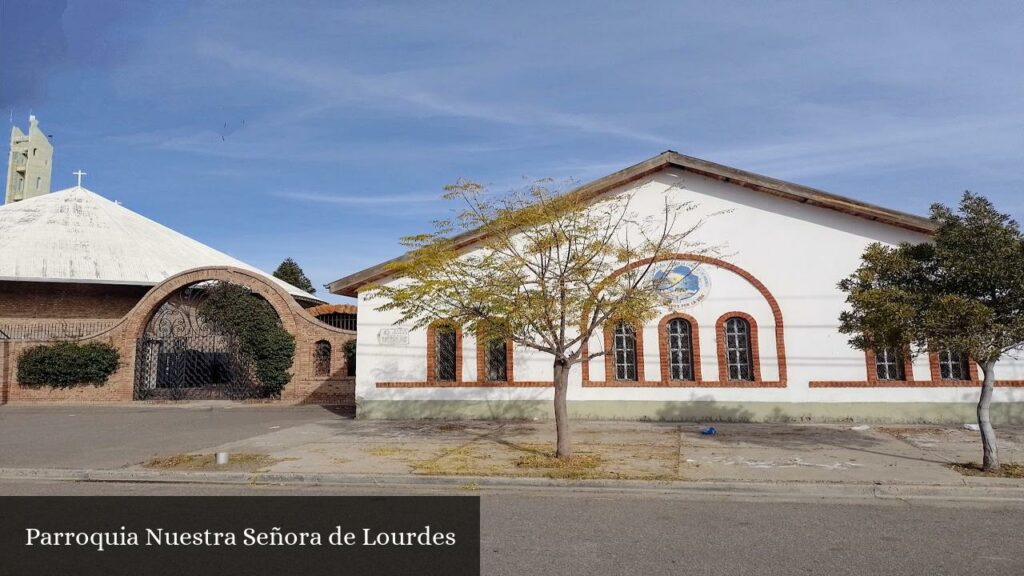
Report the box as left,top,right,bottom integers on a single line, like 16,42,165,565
3,1,1023,302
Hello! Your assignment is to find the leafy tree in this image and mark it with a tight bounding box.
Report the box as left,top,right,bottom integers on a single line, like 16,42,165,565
369,179,711,457
273,258,316,294
198,282,296,397
838,193,1024,471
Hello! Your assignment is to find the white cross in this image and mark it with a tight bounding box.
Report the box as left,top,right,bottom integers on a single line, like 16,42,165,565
73,170,86,187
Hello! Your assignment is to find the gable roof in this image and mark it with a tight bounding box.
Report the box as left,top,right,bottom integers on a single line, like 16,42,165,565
0,186,324,304
327,151,936,297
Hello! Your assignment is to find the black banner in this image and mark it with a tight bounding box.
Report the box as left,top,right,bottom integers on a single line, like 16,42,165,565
0,496,480,576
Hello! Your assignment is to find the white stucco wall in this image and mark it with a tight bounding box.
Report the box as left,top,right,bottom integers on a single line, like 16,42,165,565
355,169,1024,407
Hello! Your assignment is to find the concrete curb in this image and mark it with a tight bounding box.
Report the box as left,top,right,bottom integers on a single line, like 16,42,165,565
2,467,1023,502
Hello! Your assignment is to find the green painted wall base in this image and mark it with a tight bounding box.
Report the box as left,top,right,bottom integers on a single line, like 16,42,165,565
356,399,1024,425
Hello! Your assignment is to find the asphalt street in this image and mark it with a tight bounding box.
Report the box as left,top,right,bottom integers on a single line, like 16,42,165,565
2,480,1022,576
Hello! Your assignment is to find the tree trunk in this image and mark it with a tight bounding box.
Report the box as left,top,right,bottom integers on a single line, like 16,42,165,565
553,358,571,458
977,360,999,472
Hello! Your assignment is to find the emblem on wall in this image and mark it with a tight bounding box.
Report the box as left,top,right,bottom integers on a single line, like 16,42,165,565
378,326,410,346
653,262,710,308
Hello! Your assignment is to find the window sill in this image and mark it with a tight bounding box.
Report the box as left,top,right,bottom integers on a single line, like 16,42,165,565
583,380,785,388
376,381,550,388
809,380,1024,388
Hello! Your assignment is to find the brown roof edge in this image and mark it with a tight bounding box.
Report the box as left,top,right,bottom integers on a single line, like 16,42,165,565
327,151,936,297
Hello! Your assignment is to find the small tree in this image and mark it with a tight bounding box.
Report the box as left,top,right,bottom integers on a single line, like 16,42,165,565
370,179,712,457
273,258,316,294
838,192,1024,471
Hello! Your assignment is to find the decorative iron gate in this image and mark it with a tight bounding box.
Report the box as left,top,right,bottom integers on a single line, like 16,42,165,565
133,285,262,400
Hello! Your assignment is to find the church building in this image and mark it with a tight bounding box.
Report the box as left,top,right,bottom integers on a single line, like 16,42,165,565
0,185,355,405
329,151,1024,423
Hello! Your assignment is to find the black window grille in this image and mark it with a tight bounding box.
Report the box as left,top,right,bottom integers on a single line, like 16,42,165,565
435,326,458,381
485,338,508,381
666,318,694,381
874,347,905,380
724,317,753,381
314,340,331,376
938,349,970,380
613,321,638,381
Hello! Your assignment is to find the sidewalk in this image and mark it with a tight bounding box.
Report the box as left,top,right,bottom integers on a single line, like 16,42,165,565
2,405,1022,491
136,418,1024,486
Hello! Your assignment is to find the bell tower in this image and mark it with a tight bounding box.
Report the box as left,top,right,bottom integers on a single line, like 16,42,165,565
5,115,53,204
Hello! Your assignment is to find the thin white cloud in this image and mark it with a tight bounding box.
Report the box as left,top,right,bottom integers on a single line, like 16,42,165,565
194,39,673,146
274,191,442,205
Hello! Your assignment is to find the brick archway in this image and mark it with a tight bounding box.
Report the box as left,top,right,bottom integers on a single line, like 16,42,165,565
127,267,302,342
580,253,787,386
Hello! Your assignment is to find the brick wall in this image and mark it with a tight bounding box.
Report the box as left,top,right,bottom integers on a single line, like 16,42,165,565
0,281,149,319
0,267,356,406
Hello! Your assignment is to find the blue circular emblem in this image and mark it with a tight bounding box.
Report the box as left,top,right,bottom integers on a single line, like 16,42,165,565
653,262,709,308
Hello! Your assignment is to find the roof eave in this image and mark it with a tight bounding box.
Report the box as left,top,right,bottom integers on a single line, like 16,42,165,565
327,151,937,297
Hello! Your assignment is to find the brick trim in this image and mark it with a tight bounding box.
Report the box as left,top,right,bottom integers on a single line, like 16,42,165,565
476,329,514,384
377,380,550,388
810,346,989,388
580,253,787,388
603,319,646,383
426,320,463,383
810,380,1024,388
865,346,915,384
716,312,762,383
658,313,701,383
583,380,785,388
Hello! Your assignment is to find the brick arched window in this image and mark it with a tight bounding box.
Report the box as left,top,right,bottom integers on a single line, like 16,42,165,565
929,347,978,382
716,313,760,382
313,340,331,377
865,346,914,383
427,321,463,383
477,333,514,383
659,313,701,382
604,320,645,382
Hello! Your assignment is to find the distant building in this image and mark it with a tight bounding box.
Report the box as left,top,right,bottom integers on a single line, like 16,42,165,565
5,115,53,204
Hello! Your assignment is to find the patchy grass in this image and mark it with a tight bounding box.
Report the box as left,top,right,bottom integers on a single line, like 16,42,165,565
460,482,481,491
144,453,279,472
949,462,1024,478
877,426,950,441
514,452,603,479
365,446,414,458
412,445,506,477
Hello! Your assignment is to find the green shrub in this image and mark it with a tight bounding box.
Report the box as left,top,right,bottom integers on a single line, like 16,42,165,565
17,341,120,387
198,283,296,397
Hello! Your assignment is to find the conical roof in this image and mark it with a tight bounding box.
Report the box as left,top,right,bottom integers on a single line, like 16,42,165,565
0,187,323,302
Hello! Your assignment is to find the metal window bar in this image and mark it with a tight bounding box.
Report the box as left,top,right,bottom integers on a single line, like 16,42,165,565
134,335,261,400
312,313,357,331
939,350,970,380
485,338,508,381
0,320,117,341
435,327,457,381
724,317,753,381
613,322,638,381
667,318,694,381
314,341,332,376
875,348,905,380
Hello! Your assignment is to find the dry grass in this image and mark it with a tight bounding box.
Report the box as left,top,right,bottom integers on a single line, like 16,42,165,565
514,452,603,479
877,426,949,441
365,446,413,458
144,453,279,472
949,462,1024,478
